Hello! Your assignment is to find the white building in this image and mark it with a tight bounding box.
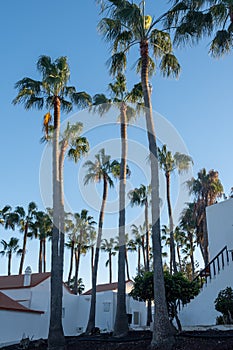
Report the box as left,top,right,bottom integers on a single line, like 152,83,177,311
179,198,233,327
0,271,146,347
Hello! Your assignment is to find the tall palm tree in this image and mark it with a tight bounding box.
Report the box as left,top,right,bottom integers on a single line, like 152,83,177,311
59,122,90,281
93,73,143,337
13,55,91,349
98,2,181,345
158,145,193,274
83,148,117,334
0,237,21,275
128,184,151,271
14,202,37,275
101,238,117,283
187,168,223,266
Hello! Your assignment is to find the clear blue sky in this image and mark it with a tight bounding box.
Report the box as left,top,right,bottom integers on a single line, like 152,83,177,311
0,1,232,289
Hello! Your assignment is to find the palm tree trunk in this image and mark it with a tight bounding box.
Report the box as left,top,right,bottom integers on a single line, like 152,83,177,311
86,178,108,334
19,223,28,274
8,252,12,276
43,238,46,273
177,245,182,271
137,246,141,273
38,240,43,273
91,246,94,279
189,234,195,279
74,246,81,294
140,39,174,349
141,235,146,269
48,96,66,350
145,200,150,271
109,251,112,284
166,172,177,274
67,242,74,287
125,249,130,281
114,102,129,337
145,200,152,326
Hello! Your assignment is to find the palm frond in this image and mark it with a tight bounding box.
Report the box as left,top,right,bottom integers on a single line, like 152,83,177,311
108,52,127,76
159,53,180,78
209,30,233,57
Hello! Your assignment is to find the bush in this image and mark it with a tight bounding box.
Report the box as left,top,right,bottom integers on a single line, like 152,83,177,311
215,287,233,324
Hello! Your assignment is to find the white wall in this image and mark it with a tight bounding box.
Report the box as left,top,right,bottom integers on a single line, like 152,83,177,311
0,310,46,347
207,198,233,259
77,291,147,332
179,260,233,327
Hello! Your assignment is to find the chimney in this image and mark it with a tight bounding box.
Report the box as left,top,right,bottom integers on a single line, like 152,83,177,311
24,266,32,287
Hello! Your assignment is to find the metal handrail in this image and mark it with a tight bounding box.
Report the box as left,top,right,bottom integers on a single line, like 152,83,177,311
193,245,232,287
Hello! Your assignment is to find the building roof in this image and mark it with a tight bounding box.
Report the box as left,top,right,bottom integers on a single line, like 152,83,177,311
0,272,51,290
0,292,43,314
83,280,133,295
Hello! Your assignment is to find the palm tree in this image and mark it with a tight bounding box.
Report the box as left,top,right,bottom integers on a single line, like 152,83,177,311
128,184,151,271
2,206,19,231
83,148,116,334
13,55,91,349
158,145,193,274
180,203,197,279
173,226,186,272
87,229,97,280
72,210,96,295
14,202,37,275
101,238,117,283
93,73,143,337
131,223,147,272
0,237,21,275
0,205,13,228
59,122,90,280
169,0,233,58
98,2,181,345
33,210,52,273
187,169,223,266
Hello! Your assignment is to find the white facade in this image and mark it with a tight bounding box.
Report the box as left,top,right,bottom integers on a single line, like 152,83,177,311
207,198,233,258
179,198,233,327
77,291,147,333
0,275,147,347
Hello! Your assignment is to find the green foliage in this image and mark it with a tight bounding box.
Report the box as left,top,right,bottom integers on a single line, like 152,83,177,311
130,270,200,322
129,271,154,302
215,287,233,324
66,277,85,295
164,271,200,320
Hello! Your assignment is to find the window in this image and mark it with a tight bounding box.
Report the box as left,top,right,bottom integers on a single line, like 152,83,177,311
103,302,111,312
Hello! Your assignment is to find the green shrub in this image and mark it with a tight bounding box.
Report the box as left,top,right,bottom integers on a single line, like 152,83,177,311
215,287,233,324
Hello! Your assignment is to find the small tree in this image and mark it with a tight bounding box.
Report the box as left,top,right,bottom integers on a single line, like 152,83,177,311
215,287,233,325
130,270,200,331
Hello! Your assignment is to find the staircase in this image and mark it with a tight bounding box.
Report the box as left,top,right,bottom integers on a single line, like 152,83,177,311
194,245,233,288
178,246,233,327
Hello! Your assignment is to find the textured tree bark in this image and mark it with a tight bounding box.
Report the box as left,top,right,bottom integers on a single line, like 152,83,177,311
48,96,66,350
114,102,129,337
166,172,177,274
86,177,108,334
19,222,28,275
140,40,174,349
